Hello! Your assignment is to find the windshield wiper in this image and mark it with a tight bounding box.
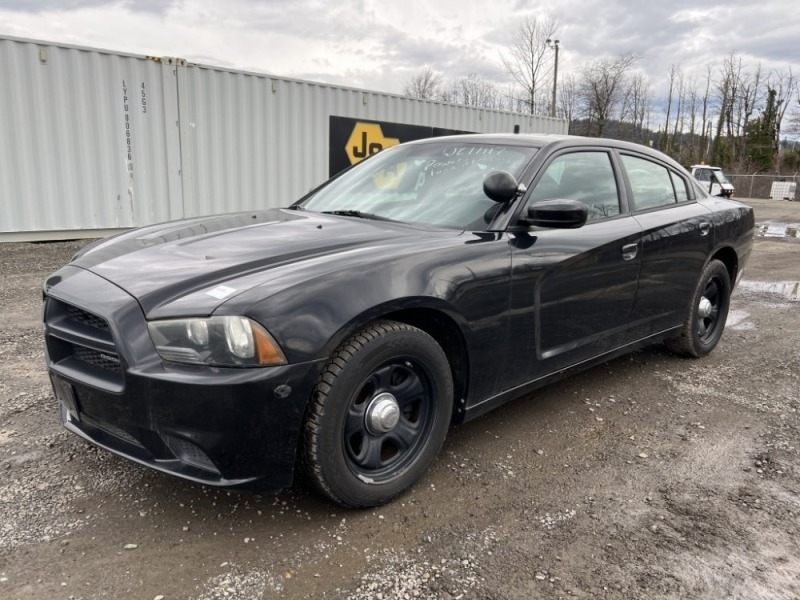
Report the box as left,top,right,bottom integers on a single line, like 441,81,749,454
320,210,396,222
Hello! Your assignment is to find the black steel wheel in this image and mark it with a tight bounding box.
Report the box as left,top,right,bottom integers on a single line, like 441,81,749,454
666,259,732,358
304,320,453,507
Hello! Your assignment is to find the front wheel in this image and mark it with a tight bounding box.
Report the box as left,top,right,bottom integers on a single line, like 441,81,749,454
666,259,732,357
304,320,453,507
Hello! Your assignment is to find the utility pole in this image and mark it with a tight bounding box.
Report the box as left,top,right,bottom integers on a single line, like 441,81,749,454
546,38,560,118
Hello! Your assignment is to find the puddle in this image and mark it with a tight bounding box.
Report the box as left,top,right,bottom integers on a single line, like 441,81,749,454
726,309,755,330
737,280,800,302
756,222,799,239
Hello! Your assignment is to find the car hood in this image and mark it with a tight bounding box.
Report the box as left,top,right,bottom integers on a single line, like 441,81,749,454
72,209,460,317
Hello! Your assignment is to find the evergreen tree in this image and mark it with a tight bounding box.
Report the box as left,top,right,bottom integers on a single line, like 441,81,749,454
745,88,779,171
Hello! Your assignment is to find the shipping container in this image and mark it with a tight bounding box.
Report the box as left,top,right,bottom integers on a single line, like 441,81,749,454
0,35,567,241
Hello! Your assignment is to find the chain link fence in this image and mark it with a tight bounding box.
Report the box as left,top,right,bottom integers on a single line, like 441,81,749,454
727,173,799,200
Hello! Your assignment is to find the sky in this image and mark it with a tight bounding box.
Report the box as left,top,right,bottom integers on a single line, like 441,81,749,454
1,0,798,110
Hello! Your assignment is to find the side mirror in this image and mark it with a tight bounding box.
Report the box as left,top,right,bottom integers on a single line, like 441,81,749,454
484,171,526,203
526,199,588,229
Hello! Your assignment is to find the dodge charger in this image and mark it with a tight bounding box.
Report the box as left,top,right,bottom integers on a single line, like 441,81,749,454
43,134,754,507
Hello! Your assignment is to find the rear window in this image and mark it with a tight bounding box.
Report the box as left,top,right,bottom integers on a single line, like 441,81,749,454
622,155,678,211
670,171,690,203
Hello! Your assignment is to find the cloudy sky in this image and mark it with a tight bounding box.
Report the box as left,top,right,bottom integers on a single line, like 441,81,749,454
1,0,798,104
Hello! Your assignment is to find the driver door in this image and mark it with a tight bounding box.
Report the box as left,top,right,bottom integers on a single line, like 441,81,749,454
505,149,642,386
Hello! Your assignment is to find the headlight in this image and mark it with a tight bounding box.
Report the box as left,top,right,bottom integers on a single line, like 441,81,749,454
147,316,287,367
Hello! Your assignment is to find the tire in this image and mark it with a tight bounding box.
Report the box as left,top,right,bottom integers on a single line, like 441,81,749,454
666,259,731,358
304,320,453,507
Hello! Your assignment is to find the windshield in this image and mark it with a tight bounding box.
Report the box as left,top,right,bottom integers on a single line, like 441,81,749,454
714,169,732,185
298,141,537,229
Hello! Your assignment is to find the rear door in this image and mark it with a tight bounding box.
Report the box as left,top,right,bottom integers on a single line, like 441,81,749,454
620,153,714,339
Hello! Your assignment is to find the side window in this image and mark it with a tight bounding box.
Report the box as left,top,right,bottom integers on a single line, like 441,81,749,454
670,171,689,202
529,151,620,221
621,155,677,210
694,168,711,182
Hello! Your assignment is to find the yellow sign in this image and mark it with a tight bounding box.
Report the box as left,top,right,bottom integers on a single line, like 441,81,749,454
345,122,399,166
372,163,407,189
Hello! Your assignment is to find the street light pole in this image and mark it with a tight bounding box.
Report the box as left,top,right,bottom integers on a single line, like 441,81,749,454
547,38,560,118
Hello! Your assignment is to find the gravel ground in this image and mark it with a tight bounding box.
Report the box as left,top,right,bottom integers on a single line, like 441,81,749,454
1,198,798,599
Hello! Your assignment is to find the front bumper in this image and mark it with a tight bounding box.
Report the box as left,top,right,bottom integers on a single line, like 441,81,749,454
44,267,324,490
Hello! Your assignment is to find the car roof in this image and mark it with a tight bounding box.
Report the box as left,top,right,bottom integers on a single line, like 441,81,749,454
404,132,567,148
406,133,687,172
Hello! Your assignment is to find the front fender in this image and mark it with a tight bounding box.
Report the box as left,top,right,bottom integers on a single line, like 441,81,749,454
243,262,469,364
219,232,512,405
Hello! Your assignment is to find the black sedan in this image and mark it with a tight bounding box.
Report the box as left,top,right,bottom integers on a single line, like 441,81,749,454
43,134,754,507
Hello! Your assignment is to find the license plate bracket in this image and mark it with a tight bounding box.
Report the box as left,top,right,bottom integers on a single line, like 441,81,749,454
51,374,80,423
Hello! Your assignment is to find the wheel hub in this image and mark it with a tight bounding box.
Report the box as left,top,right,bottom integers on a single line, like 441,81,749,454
365,392,400,434
698,296,713,318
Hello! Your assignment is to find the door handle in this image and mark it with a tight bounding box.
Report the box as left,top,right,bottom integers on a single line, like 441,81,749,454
622,243,638,260
699,222,712,236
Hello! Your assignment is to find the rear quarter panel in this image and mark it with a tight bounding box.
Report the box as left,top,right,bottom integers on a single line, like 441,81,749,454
704,197,755,283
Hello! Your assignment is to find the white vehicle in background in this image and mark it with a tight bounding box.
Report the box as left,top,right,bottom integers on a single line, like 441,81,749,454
690,165,735,198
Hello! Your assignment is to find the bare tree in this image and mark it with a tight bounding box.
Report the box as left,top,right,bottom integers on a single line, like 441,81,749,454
558,73,578,129
438,80,458,105
672,71,686,156
685,75,700,163
500,15,559,115
770,68,798,168
788,95,800,139
405,69,509,110
737,62,764,138
713,51,744,165
662,64,680,152
713,54,768,168
493,84,525,113
788,90,800,136
438,74,503,109
626,73,652,143
459,74,501,108
700,64,714,163
578,52,639,137
403,67,443,100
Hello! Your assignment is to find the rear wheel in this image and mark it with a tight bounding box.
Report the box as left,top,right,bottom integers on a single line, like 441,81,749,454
666,259,731,357
304,320,453,507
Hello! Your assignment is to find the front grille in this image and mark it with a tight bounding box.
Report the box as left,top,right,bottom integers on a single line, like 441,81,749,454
72,346,122,373
45,297,124,387
81,415,143,448
66,305,110,332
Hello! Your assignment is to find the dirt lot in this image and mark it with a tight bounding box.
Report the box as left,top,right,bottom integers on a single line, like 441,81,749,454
1,198,798,600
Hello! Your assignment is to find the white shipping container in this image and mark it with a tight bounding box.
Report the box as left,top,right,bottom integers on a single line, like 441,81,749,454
0,37,184,239
0,35,567,241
